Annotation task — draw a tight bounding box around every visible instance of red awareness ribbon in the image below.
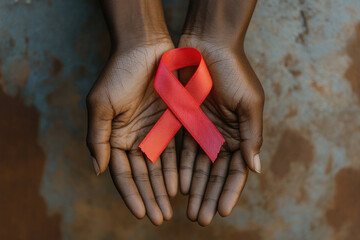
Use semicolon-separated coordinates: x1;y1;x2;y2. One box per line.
139;47;225;163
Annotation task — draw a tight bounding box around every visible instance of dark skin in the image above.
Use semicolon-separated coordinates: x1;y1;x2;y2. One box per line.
179;0;264;226
86;0;177;225
86;0;264;226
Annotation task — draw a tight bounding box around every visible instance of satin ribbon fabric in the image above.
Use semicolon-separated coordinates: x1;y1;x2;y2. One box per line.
139;47;225;163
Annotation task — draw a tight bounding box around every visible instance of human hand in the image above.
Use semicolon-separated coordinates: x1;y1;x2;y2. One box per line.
86;39;178;226
177;0;263;226
86;0;178;226
178;34;264;226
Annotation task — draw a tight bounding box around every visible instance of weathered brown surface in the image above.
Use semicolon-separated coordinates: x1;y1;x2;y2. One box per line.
270;129;314;179
326;168;360;240
0;89;61;240
345;22;360;102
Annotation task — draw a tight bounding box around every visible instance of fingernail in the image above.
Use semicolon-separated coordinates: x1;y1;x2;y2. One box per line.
253;154;261;174
92;157;100;176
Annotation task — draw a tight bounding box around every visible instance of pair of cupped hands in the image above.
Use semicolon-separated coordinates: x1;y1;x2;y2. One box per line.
86;30;264;226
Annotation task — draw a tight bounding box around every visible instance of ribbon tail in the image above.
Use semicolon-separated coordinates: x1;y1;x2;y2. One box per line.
139;109;181;163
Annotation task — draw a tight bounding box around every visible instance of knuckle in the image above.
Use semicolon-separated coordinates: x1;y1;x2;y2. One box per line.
163;145;176;154
163;166;177;173
149;168;162;178
208;174;226;184
180;157;194;169
193;168;209;179
203;196;218;203
122;190;139;200
181;148;196;159
221;188;239;199
133;172;149;183
154;194;168;202
86;134;105;150
189;193;203;200
143;195;156;203
228;167;248;176
113;170;133;180
180;164;193;171
129;149;143;157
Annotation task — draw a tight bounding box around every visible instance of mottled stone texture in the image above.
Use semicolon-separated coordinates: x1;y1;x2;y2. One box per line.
0;0;359;239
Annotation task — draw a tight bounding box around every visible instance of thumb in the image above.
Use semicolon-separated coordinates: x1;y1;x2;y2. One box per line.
86;92;113;175
238;97;264;173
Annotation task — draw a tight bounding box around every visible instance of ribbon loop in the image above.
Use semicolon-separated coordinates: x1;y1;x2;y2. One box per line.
139;47;225;163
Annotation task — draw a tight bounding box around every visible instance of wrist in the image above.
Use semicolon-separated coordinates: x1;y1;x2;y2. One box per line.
113;32;172;53
178;34;249;67
182;0;257;48
100;0;171;52
179;33;244;52
179;34;245;55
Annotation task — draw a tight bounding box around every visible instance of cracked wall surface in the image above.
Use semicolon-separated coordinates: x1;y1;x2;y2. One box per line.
0;0;359;239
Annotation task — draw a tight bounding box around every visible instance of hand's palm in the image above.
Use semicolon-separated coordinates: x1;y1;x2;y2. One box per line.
203;49;262;152
87;42;178;225
178;37;264;226
103;47;168;150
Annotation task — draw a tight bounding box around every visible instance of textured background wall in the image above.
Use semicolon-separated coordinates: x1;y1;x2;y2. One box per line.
0;0;359;239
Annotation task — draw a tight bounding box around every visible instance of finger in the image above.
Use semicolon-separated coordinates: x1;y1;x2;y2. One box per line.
146;157;173;221
187;151;211;221
161;138;178;198
218;150;248;217
128;149;163;226
197;151;230;226
238;97;264;173
86;93;113;175
180;131;198;195
109;148;145;219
